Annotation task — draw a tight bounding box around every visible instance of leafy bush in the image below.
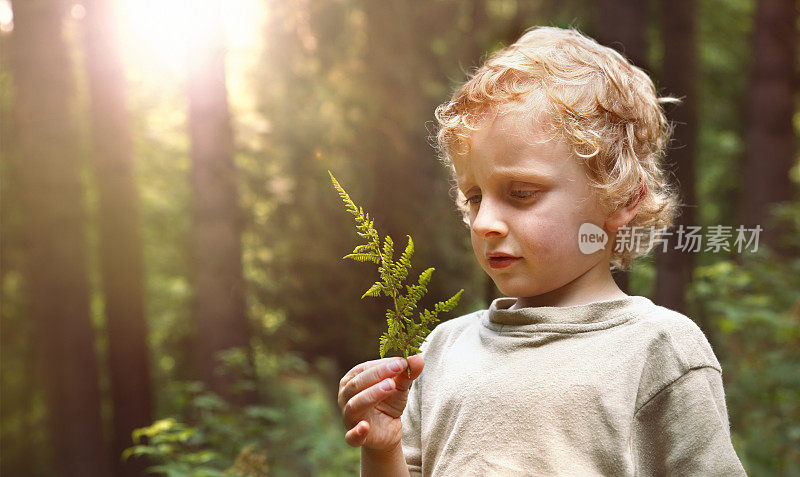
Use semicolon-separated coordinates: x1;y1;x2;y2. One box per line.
124;349;359;476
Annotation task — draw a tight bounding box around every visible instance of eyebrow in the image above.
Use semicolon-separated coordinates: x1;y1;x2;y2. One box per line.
459;167;554;191
491;167;554;182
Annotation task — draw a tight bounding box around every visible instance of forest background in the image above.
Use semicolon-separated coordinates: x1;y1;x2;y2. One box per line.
1;0;798;475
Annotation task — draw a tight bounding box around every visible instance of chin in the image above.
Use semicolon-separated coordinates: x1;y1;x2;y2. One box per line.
492;268;575;297
491;277;549;299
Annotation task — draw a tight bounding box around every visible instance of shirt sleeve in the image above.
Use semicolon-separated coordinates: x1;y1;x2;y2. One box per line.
401;374;423;476
632;366;747;476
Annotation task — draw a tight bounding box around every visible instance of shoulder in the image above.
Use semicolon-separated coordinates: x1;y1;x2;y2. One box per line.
629;299;721;372
625;298;723;410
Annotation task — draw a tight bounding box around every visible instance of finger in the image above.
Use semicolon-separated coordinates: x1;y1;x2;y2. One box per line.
342;376;397;429
340;358;382;390
338;358;384;410
339;357;407;411
345;420;369;447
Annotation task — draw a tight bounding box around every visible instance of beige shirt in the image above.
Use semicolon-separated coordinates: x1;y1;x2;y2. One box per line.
401;295;746;476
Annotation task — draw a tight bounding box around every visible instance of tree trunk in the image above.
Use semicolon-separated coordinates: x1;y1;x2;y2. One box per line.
594;0;649;294
9;0;110;475
655;0;697;315
465;0;488;68
741;0;797;253
186;3;252;404
594;0;649;70
362;0;426;233
81;0;153;473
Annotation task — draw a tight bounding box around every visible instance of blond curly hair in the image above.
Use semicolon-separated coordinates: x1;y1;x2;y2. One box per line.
435;26;680;270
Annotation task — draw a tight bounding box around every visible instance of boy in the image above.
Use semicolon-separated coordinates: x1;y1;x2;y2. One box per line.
337;26;746;476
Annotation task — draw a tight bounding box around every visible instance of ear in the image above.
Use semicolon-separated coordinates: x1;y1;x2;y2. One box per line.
604;198;641;235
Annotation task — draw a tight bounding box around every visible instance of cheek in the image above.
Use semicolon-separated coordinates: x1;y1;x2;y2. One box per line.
518;216;582;258
518;215;569;246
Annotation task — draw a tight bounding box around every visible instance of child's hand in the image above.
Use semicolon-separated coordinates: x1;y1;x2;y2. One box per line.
338;354;424;452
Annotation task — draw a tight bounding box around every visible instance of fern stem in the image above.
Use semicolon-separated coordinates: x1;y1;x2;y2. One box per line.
390;289;414;378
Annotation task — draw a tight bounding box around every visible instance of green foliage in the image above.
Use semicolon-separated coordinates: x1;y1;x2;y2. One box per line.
123;418;228;476
123;349;360;476
329;171;463;376
691;203;800;475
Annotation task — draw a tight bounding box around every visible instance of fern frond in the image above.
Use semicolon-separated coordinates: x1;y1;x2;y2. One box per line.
342;253;380;263
361;281;384;299
417;267;434;287
434;289;464;313
379;333;390;359
330;170;463;376
385;309;406;335
391;235;413;285
351;244;374;254
394;267;434;320
329;172;361;219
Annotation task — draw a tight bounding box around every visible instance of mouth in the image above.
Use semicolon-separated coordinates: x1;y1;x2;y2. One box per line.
487;255;521;269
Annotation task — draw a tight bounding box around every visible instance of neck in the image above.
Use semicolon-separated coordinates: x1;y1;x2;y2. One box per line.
509;259;626;309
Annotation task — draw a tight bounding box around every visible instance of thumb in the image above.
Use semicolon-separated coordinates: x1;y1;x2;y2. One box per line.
394;354;424;392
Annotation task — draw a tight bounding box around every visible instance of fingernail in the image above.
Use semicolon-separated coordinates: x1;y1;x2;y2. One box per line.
380;379;393;391
389;359;403;373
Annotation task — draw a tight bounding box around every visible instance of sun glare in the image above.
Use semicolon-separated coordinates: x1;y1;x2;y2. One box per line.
0;0;13;33
0;0;265;84
117;0;265;79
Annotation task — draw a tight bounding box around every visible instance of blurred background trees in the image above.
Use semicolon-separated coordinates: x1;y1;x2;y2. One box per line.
0;0;797;475
82;0;153;473
6;1;111;474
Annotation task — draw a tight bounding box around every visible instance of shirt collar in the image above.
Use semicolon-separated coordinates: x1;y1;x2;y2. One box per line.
486;295;653;327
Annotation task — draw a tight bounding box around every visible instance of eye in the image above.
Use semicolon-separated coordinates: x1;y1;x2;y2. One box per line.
462;194;481;206
511;190;539;200
462;190;538;207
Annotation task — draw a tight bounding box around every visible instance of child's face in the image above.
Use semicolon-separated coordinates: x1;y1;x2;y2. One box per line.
452;109;617;307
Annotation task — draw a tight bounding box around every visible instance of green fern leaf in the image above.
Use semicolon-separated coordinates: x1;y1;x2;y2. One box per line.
379;333;390;359
418;267;434;287
435;289;464;313
343;253;380;263
351;244;374;254
391;235;413;284
361;281;383;299
330;170;463;376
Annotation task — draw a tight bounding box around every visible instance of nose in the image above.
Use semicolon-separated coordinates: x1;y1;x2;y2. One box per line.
470;196;508;237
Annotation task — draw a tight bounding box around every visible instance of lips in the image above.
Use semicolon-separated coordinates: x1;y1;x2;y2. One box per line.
487;252;521;269
487;252;519;259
